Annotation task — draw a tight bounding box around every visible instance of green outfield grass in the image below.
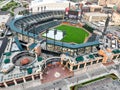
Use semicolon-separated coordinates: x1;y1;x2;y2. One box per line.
55;25;89;44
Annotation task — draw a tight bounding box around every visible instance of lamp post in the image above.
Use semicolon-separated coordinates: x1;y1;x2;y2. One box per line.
46;29;49;50
54;30;57;50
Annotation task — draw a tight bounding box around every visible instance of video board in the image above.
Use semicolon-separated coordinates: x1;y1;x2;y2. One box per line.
68;10;78;19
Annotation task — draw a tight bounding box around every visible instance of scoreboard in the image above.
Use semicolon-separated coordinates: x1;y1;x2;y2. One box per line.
68;10;78;19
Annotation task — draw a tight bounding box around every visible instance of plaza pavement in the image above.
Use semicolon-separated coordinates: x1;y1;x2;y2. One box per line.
2;62;118;90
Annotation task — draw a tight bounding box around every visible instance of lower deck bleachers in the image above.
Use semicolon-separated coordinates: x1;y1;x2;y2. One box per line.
29;20;62;34
87;33;97;42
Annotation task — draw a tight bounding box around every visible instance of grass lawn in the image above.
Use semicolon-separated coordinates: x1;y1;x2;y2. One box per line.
1;1;18;11
55;25;89;44
70;73;118;90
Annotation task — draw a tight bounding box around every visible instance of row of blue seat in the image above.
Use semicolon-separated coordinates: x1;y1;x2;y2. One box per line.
14;11;64;31
29;20;61;34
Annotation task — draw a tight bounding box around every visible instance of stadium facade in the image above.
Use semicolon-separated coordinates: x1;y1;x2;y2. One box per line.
1;1;120;88
10;10;100;56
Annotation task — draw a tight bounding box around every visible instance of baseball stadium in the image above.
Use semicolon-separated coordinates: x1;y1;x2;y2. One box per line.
10;10;99;56
1;0;120;88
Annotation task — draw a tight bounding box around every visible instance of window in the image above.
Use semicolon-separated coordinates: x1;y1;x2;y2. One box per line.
63;61;67;65
79;64;84;68
86;62;91;66
112;55;117;60
92;60;97;64
73;65;78;70
118;55;120;58
68;63;70;69
98;59;102;63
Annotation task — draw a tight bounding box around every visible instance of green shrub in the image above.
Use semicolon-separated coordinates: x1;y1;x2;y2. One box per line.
1;1;18;11
10;11;14;16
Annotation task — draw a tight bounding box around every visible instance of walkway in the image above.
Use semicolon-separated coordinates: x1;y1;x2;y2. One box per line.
1;62;120;90
42;65;73;83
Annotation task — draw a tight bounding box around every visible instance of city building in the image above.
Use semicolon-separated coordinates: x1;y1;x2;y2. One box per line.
0;45;120;87
83;12;107;22
89;5;102;12
0;11;10;31
29;0;75;13
98;0;119;6
112;12;120;25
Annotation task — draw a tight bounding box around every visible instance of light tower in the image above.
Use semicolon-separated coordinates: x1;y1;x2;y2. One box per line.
33;25;36;43
46;29;49;50
80;3;83;21
54;30;57;50
21;23;24;41
103;15;110;34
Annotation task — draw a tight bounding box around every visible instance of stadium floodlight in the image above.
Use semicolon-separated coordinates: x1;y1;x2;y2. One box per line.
103;15;110;35
62;31;66;52
31;8;33;14
27;24;30;43
33;25;36;43
54;30;57;50
110;11;113;21
69;1;71;10
80;9;83;21
41;7;43;12
46;29;49;50
38;7;39;12
21;23;24;41
44;6;46;12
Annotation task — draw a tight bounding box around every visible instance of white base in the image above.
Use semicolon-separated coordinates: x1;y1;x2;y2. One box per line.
43;29;64;40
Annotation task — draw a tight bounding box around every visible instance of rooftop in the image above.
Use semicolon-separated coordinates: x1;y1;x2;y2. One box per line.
0;12;10;25
75;53;103;63
88;5;102;8
0;37;8;58
0;51;44;82
84;12;107;16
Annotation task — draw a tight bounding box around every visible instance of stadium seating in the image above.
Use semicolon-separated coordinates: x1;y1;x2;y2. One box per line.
29;20;61;34
87;33;97;42
14;11;64;33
